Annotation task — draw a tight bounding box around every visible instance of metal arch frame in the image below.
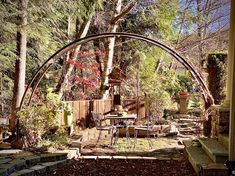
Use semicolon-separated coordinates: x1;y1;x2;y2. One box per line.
19;32;214;111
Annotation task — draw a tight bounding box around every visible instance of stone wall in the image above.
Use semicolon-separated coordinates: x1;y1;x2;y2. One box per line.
211;105;230;138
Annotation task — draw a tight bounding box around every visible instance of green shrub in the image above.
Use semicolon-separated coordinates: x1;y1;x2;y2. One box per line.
18;88;70;149
188;93;203;109
18;105;58;147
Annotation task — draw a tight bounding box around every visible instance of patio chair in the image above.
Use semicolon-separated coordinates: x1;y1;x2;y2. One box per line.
91;111;115;146
133;116;159;149
113;121;131;146
105;114;136;147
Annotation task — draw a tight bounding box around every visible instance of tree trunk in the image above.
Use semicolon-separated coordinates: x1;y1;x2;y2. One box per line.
56;17;92;98
102;0;122;99
196;0;204;63
100;1;136;99
155;59;162;73
175;0;188;49
10;0;28;134
196;0;212;65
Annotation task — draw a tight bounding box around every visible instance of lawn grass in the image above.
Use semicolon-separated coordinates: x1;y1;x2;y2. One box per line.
81;128;183;158
102;137;179;154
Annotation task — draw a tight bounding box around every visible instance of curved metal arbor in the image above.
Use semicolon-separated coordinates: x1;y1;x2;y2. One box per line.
19;32;214;110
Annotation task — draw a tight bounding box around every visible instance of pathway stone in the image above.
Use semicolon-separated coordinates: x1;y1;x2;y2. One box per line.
0;152;69;176
0;163;15;174
0;158;12;165
13;169;35;176
9;159;26;170
29;165;47;175
23;156;40;167
0;149;22;155
41;162;58;172
55;149;79;159
0;168;8;176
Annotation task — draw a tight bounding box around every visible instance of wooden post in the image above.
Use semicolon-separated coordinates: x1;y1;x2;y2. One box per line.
136;57;140;119
0;73;4;143
229;0;235;161
224;0;235;107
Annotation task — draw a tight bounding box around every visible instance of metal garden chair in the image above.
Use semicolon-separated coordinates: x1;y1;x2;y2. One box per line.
91;111;115;146
113;121;131;146
133;115;159;149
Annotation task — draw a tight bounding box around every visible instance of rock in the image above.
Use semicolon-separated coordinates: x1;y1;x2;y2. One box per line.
9;159;26;170
29;165;47;174
41;161;58;172
23;156;40;166
0;163;15;174
14;169;35;176
0;158;12;165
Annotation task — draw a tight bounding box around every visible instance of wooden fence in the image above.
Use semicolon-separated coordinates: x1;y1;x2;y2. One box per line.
123;99;145;119
63;99;112;127
62;99;145;127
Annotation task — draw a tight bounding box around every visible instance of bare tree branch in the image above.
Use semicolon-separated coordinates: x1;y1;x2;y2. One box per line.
110;1;136;25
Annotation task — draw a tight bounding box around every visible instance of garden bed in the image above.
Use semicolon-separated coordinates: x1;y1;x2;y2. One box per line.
43;157;196;176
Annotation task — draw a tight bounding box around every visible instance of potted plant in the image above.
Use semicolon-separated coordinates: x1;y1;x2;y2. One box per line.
114;105;128;117
179;91;188;97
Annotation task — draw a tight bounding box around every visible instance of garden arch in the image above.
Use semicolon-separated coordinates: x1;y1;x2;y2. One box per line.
19;32;214;111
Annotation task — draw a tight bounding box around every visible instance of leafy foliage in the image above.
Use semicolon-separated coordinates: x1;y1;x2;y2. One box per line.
122;46;179;115
177;71;194;93
0;0;229;128
18;105;56;147
18;87;66;148
188;92;203;109
36;135;71;151
207;53;227;104
123;0;179;42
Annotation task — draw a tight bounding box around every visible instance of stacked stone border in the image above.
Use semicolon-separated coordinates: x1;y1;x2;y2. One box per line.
0;153;69;176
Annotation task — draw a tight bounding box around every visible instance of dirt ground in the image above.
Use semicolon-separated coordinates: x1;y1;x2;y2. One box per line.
43;158;197;176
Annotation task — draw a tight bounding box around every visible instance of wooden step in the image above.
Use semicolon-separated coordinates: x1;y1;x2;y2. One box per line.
201;163;228;176
173;114;191;119
179;126;202;130
179;128;202;135
177;123;195;128
218;134;229;150
178;118;203;123
198;138;228;163
183;140;213;174
182;140;192;148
